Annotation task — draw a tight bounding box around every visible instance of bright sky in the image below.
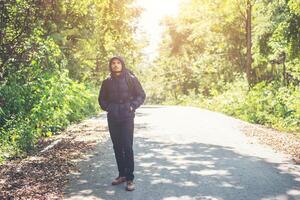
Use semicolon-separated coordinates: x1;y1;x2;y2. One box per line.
134;0;183;61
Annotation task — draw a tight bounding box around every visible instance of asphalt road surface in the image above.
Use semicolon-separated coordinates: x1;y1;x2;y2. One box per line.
64;105;300;200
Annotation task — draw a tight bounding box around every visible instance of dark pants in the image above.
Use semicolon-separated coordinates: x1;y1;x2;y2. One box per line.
107;117;135;181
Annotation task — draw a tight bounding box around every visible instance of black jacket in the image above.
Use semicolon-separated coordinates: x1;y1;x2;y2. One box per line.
98;56;146;121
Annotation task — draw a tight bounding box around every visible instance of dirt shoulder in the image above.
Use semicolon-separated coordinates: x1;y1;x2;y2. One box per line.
1;108;299;199
0;115;108;200
239;121;300;163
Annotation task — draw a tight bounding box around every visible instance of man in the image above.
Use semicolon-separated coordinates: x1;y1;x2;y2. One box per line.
98;56;146;191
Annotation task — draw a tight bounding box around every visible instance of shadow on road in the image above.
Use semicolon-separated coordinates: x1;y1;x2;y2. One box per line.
64;108;300;200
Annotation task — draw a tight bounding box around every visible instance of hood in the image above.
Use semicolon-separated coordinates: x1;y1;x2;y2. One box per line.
109;56;127;73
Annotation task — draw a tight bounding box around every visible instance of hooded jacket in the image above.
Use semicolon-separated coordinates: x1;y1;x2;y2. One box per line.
98;56;146;121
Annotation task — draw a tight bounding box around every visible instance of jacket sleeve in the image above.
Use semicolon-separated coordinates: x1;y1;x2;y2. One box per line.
98;79;110;111
130;76;146;111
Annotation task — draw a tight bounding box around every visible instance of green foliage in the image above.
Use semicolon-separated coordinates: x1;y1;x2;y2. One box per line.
0;44;99;160
147;0;246;101
144;0;300;134
251;0;300;84
240;82;299;131
37;0;143;82
155;77;300;133
0;0;141;161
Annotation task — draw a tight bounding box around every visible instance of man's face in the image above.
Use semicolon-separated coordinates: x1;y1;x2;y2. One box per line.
111;59;122;72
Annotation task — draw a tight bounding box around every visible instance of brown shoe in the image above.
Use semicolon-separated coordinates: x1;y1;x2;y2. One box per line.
111;176;126;185
125;180;135;191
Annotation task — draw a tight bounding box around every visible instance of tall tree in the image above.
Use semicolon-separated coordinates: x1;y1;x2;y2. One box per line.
245;0;253;86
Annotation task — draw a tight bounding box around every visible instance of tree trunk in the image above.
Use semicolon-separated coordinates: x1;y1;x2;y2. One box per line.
246;0;253;87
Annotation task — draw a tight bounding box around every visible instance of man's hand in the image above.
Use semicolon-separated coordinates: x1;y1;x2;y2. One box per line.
129;105;134;112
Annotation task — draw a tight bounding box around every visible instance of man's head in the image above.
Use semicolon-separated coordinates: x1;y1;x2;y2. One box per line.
109;56;126;75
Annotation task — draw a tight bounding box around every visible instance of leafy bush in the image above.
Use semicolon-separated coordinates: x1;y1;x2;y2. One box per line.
0;69;99;161
157;76;299;133
0;39;99;161
241;82;299;131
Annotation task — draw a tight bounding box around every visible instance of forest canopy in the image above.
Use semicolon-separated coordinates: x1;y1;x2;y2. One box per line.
144;0;300;132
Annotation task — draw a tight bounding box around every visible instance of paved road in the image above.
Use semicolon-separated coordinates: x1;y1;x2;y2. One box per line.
64;105;300;200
